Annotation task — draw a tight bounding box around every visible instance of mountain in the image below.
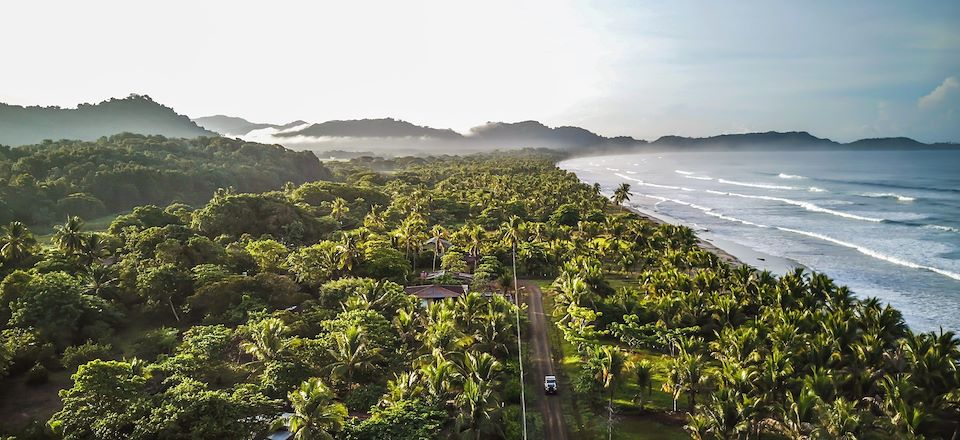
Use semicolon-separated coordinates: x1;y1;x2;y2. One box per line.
193;115;307;136
467;120;645;149
651;131;837;149
276;118;463;139
648;131;958;151
0;94;216;147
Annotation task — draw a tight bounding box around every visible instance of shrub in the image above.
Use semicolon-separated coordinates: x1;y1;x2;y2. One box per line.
26;363;49;385
132;327;179;360
61;341;113;371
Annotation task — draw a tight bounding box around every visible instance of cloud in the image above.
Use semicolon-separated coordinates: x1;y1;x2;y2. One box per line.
918;76;959;110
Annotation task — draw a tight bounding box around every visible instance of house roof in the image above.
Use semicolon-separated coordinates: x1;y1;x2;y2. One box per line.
421;270;474;281
404;284;468;299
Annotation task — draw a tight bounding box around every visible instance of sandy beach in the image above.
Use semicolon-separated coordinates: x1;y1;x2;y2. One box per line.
624;203;802;274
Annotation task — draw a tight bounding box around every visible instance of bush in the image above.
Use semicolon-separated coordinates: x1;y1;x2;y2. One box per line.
26;363;49;385
343;383;386;413
1;328;56;374
61;341;114;371
132;327;179;361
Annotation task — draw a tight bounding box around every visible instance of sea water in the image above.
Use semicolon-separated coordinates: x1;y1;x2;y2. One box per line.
560;149;960;332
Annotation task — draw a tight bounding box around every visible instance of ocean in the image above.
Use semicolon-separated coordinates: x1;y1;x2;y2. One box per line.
559;149;960;333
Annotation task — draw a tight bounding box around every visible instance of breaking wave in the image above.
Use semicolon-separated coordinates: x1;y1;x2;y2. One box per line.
859;192;916;202
706;190;884;222
616;173;694;191
778;173;806;179
675;170;695;175
776;227;960;282
718;179;796;190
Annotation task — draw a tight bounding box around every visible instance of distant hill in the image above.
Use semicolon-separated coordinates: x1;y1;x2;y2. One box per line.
649;131;957;151
193;115;307;136
277;118;464;139
467;120;645;149
0;94;216;147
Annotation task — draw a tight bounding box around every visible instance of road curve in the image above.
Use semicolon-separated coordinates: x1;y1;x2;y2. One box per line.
522;281;568;440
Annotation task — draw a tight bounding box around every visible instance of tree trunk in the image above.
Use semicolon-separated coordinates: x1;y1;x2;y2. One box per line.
168;297;181;322
608;390;614;440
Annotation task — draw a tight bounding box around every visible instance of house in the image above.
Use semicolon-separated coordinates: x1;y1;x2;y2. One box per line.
405;284;469;306
419;270;474;283
263;413;293;440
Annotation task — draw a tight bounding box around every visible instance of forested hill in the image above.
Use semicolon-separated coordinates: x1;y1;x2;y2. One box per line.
0;95;215;147
0;133;331;226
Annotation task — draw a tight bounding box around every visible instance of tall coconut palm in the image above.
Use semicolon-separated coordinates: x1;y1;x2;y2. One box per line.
325;325;382;387
612;183;631;211
589;344;629;440
241;317;288;363
429;224;449;271
634;360;654;410
284;378;348;440
0;221;37;266
78;233;109;267
53;216;85;255
336;233;359;274
455;378;502;440
500;215;527;439
466;224;484;272
329;197;350;225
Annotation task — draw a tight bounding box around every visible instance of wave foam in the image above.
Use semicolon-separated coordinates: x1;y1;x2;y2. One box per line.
706;190;884;222
776;227;960;282
616;173;693;191
631;192;769;227
685;175;713;181
718;179;796;190
675;170;695;175
925;224;960;233
808;187;827;192
778;173;805;179
860;192;916;202
632;190;960;282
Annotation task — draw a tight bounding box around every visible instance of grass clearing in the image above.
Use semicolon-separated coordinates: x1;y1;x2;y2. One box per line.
540;281;688;440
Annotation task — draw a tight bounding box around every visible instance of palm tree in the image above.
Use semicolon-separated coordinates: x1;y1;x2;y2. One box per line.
634;360;654;411
466;224;484;272
284;378;348;440
455;378;502;440
336;233;359;274
500;215;527;440
429;224;449;271
363;205;386;232
241;317;288;363
588;345;628;440
612;183;631;211
53;216;85;255
329;197;350;225
78;233;109;267
394;213;426;269
325;325;382;387
0;221;37;266
380;370;424;407
81;264;118;298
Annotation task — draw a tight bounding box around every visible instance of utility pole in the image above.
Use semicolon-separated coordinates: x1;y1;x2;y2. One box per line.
513;244;527;440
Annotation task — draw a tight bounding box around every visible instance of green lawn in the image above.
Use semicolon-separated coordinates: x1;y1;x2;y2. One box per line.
34;213;121;245
538;283;688;440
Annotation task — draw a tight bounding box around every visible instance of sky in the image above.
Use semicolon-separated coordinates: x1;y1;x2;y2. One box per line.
1;0;958;142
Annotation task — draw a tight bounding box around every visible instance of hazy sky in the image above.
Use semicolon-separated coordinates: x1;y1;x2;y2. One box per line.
2;0;958;142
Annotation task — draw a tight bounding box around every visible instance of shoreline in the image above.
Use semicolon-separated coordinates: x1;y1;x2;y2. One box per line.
621;202;802;274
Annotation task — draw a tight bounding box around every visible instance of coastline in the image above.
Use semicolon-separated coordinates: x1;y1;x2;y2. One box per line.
621;202;802;274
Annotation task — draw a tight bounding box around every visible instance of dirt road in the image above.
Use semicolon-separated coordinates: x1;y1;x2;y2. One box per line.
522;281;568;440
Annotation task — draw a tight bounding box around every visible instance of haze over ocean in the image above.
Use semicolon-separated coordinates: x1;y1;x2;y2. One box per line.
561;148;960;332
